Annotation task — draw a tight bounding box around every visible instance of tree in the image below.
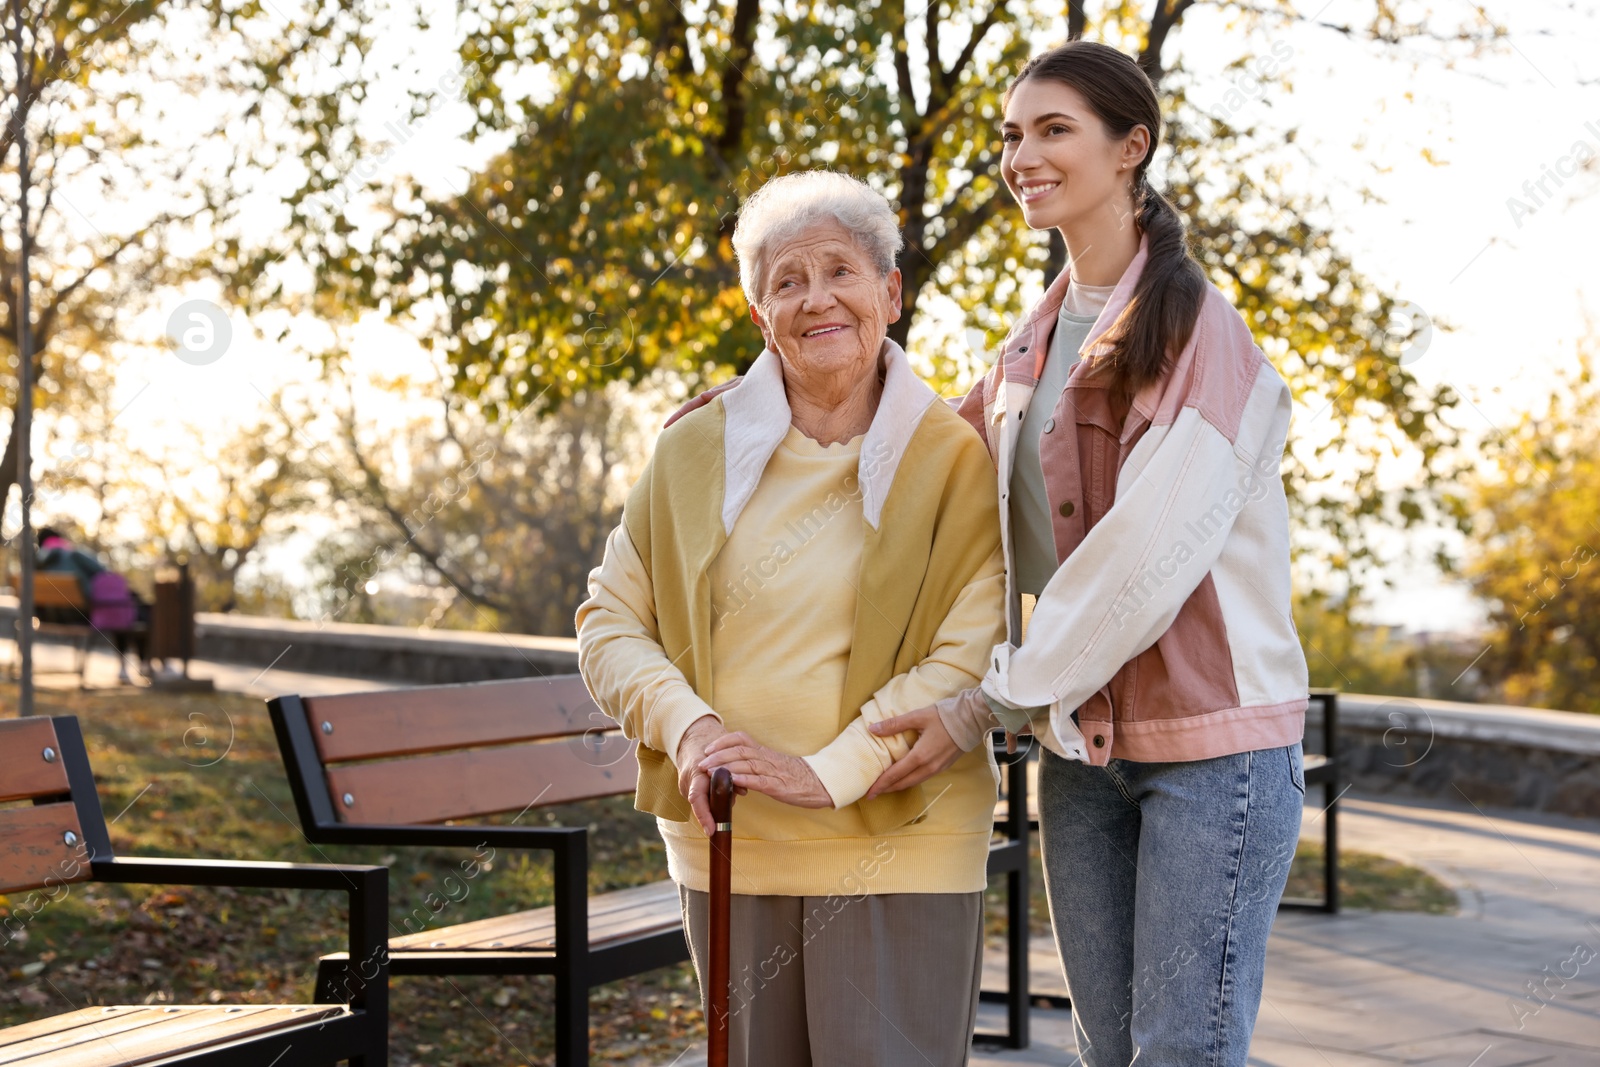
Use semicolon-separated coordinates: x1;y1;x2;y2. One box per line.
1463;334;1600;714
1;0;380;519
29;390;323;613
1292;589;1490;701
124;404;323;613
230;0;1527;597
305;374;665;637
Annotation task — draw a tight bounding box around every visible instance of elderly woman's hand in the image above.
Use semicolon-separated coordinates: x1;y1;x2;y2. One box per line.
699;732;834;809
676;715;732;836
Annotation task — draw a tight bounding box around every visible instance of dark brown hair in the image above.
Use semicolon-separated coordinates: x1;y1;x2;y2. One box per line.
1006;41;1206;393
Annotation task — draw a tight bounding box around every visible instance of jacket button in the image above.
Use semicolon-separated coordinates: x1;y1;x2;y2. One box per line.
1043;418;1056;433
1058;500;1075;518
1092;735;1105;748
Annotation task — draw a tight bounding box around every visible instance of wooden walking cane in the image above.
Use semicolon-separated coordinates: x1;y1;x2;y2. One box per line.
708;767;736;1067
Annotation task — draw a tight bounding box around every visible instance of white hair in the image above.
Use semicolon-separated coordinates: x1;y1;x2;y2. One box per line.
731;170;904;307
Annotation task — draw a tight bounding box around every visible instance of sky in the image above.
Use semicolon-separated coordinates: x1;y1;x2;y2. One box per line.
30;0;1600;633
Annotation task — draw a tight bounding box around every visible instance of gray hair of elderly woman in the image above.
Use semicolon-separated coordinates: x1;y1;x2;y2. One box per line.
731;170;905;308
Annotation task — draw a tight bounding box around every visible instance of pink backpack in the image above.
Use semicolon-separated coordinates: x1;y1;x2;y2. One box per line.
89;572;138;630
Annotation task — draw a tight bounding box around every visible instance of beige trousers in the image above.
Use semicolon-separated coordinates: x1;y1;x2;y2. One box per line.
679;886;983;1067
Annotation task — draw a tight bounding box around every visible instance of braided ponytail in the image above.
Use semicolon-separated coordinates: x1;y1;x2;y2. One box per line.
1007;42;1206;394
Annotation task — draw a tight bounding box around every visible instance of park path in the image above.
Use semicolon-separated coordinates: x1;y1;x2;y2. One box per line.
15;641;405;698
970;795;1600;1067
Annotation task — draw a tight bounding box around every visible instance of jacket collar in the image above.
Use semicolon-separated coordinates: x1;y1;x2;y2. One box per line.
719;338;939;533
1000;232;1151;384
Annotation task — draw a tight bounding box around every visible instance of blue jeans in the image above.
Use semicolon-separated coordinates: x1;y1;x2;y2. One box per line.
1037;742;1305;1067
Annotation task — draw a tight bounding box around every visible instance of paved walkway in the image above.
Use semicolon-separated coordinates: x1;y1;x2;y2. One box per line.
968;796;1600;1067
15;641;403;698
22;642;1600;1065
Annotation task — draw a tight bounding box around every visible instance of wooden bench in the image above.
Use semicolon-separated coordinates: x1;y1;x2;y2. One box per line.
6;572;164;688
12;573;98;686
0;714;388;1066
269;674;1040;1064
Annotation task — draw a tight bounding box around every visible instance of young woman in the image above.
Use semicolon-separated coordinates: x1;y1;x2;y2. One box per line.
864;40;1311;1066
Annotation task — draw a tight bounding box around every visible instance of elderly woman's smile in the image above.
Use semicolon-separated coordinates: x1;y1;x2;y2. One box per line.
751;220;903;443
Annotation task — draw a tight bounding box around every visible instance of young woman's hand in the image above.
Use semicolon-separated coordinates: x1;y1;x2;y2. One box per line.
863;705;963;799
699;732;832;809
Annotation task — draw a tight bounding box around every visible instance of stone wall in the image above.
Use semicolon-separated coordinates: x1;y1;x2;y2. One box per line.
191;612;580;685
0;598;578;685
1311;694;1600;818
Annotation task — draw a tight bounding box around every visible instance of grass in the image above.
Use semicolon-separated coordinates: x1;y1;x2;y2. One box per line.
3;683;1455;1064
1289;841;1458;914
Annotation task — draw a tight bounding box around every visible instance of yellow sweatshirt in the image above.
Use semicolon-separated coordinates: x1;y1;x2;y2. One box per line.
577;343;1005;895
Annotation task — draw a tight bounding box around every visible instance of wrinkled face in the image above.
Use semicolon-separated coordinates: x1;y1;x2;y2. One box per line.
750;220;902;395
1000;78;1148;232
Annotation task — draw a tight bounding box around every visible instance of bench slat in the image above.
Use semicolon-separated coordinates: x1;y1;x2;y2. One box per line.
0;719;70;804
0;1007;215;1062
0;1007;158;1052
448;883;683;951
304;675;607;763
325;734;639;825
389;880;681;952
0;1005;345;1066
0;802;90;896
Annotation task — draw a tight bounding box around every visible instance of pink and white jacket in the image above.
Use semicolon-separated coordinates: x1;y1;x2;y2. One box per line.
956;234;1309;766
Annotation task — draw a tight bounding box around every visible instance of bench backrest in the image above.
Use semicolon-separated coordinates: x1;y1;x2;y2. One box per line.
31;573;86;610
0;716;111;894
270;675;638;830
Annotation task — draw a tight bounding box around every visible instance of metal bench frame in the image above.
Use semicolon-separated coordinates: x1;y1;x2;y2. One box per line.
979;739;1034;1048
1281;689;1342;913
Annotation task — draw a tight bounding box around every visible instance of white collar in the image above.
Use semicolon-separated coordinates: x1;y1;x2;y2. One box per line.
718;339;939;533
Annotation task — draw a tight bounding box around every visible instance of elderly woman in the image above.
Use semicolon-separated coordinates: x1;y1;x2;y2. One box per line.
575;170;1004;1067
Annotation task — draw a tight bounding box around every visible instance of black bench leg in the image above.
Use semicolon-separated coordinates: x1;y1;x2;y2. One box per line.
1006;858;1029;1048
554;971;589;1067
1323;776;1340;914
349;1036;390;1067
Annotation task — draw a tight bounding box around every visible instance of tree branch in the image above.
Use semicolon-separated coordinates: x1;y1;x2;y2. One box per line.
895;0;917;121
338;403;513;616
1140;0;1198;85
924;0;943;107
942;2;1004;98
926;185;1005;270
714;0;760;158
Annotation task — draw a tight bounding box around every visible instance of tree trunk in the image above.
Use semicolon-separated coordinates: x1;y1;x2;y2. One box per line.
888;235;931;353
0;397;21;532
